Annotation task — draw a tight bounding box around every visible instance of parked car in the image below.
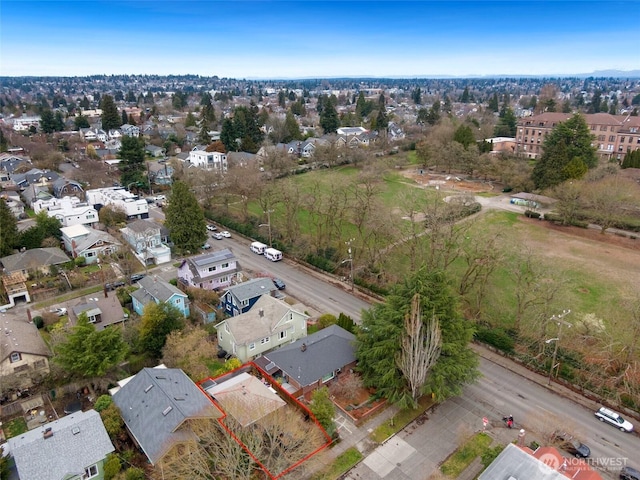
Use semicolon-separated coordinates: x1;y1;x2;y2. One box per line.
595;407;634;432
105;280;125;291
206;224;217;231
551;431;590;458
272;278;286;290
130;273;146;283
201;243;211;250
221;231;231;238
212;232;224;240
621;466;640;480
49;307;67;317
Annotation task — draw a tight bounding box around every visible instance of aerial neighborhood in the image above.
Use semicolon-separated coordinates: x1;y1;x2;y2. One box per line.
0;69;640;480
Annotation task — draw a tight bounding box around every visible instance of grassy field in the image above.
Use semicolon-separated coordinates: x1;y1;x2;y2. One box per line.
440;432;493;478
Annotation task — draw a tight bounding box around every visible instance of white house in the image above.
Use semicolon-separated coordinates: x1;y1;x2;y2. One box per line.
120;124;140;137
33;196;99;228
188;147;228;172
12;116;41;132
120;219;171;265
178;248;239;291
85;187;149;220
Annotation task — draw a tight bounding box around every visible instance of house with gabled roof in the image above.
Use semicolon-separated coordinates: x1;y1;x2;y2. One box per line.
178;248;239;292
61;224;121;264
112;367;221;465
70;292;127;330
216;295;308;363
131;275;189;317
1;247;70;276
7;409;115;480
220;277;278;317
52;178;85;200
120;218;171;265
254;325;356;399
0;309;50;390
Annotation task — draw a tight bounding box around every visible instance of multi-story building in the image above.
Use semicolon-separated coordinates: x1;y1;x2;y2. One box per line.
178;248;239;291
516;112;640;161
33;196;99;228
187;147;228;171
85;186;149;220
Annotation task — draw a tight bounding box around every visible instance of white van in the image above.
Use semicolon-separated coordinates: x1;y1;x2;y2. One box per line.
264;247;283;262
250;241;268;255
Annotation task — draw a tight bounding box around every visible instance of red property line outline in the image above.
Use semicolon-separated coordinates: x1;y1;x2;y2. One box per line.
197;362;332;480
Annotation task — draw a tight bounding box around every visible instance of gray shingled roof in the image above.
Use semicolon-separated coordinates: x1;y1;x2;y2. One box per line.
261;325;355;387
184;249;237;283
478;444;569;480
224;295;307;345
131;275;186;305
0;313;50;363
8;409;114;480
1;247;70;273
112;368;220;464
225;277;277;302
74;229;121;252
122;218;161;234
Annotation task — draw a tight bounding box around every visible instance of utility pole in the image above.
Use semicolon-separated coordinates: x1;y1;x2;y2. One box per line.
346;238;355;292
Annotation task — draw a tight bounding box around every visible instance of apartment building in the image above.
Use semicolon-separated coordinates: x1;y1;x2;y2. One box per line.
85;186;149;220
516;112;640;161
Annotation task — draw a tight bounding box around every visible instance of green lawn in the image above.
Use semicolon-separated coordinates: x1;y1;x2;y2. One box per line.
370;395;434;443
440;432;493;478
3;417;27;439
311;447;363;480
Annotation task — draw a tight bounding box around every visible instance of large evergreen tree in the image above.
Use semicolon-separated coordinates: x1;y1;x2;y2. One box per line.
320;100;340;134
100;94;121;131
118;135;147;188
621;150;640;169
283;110;302;143
164;180;207;254
54;314;127;377
19;211;62;249
138;302;185;357
493;107;517;137
356;268;478;408
532;114;597;190
0;198;19;256
453;124;475;149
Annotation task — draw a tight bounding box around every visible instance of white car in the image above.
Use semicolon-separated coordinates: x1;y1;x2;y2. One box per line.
49;307;67;317
206;224;217;231
221;231;231;238
212;232;224;240
594;407;634;432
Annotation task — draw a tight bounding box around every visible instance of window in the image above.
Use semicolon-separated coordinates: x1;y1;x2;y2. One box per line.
34;359;46;369
241;299;249;307
598;135;605;141
261;337;270;344
14;365;29;373
609;136;616;142
221;262;229;268
224;324;229;333
10;352;21;363
208;266;216;272
83;464;98;479
620;136;626;142
279;330;287;340
249;343;256;350
591;125;596;130
600;125;607;131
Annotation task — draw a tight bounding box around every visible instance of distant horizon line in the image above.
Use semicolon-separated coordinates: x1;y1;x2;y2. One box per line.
2;69;640;81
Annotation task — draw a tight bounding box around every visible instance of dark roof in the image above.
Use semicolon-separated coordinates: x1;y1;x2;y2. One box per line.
183;249;237;283
131;275;186;305
112;368;220;464
260;325;355;386
224;277;277;302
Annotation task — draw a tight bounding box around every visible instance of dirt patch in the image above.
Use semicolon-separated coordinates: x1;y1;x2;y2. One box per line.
328;371;386;423
401;169;494;193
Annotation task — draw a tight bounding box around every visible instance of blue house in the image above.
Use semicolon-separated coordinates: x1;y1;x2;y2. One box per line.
220;277;278;317
131;275;190;317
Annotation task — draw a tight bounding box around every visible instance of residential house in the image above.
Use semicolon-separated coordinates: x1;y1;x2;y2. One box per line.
7;409;115;480
479;443;602;480
112;367;220;465
0;154;31;174
188;146;228;171
120;123;140;137
1;248;70;276
388;122;405;141
227;151;258;168
60;224;121;264
70;292;127;330
216;295;308;363
0;191;25;218
254;324;356;399
285;139;316;158
120;219;171;265
131;275;190;317
52;178;85;200
11;168;59;191
11;116;41;132
220;277;278;317
145;145;165;158
21;185;54;208
34;196;99;228
79;127;97;142
108;129;122;140
147;162;174;185
0;309;50;391
85;187;149;220
178;248;239;291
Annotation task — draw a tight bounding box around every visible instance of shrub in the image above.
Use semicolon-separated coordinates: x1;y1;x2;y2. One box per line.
475;327;515;353
103;454;121;480
316;313;337;329
524;210;540;219
33;316;44;329
125;468;145;480
94;394;112;412
74;256;87;267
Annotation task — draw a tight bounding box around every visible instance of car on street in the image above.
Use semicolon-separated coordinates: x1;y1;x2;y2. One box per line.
221;231;231;238
212;232;224;240
272;278;286;290
595;406;634;432
130;273;146;283
620;466;640;480
105;280;125;291
49;307;67;317
201;243;211;250
206;224;217;231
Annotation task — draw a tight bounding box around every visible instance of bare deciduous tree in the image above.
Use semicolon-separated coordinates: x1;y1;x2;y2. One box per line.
396;294;442;404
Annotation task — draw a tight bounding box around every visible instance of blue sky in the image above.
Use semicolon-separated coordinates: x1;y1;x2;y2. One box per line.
1;1;638;78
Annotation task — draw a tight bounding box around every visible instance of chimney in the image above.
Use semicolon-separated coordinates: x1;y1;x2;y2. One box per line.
301;343;307;352
258;308;264;318
43;427;53;439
